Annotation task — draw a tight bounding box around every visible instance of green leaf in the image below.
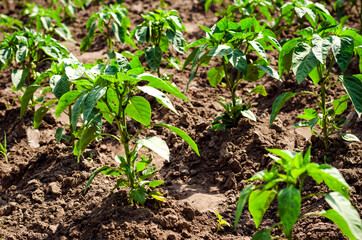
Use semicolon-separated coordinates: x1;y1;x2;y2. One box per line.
136;136;170;161
319;209;356;240
249;85;267;96
140;73;188;101
0;48;12;68
145;45;162;71
40;16;51;30
342;75;362;117
125;96;151;126
15;43;28;62
130;188;147;204
267;149;296;162
41;46;63;60
208;66;224;87
138;86;177;114
241;109;256;122
228;49;247;75
208;45;233;57
65;66;85;80
257;65;279;80
135;26;148;43
332;36;354;73
311;35;332;64
324;192;362;240
292;42;319;84
278;186;301;235
333;94;349;115
55;127;64;142
279;38;299;77
183;47;200;69
250;41;267;61
112;22;126;43
249;190;276;228
20;84;40;118
50;75;70;100
309;165;350;200
83;85;107;123
340;133;360;142
55;91;82;118
33;107;49;129
308;66;320;85
85;165;111;192
216;18;228;31
167;57;181;70
252;229;272;240
234;185;255;230
166;29;185;54
72;93;88;129
148;180;164;188
11;68;28;90
159;33;169;53
270;92;297;125
80;22;96;52
154;123;199;156
74;125;100;162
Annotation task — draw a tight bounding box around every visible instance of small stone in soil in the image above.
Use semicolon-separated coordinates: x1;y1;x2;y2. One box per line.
48;182;62;195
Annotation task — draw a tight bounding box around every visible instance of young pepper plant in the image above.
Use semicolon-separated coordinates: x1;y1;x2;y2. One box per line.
218;0;276;23
334;0;362;33
47;54;91;146
80;4;132;52
184;17;280;130
0;14;23;32
65;52;200;204
23;3;74;42
48;0;84;21
132;9;187;78
272;0;332;36
270;21;362;149
0;28;69;119
235;147;362;240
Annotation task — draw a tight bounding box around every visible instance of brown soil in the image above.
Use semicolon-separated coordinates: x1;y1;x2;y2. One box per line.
0;0;361;240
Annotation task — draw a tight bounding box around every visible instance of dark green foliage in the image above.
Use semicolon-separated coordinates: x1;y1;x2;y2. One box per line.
271;20;362;148
132;9;186;77
235;147;362;240
80;4;132;52
184;17;279;130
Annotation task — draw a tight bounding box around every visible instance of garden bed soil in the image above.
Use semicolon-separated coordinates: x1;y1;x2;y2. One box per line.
0;0;361;239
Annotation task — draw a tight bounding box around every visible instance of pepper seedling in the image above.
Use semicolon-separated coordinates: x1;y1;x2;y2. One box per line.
235;147;362;240
23;3;74;42
0;28;69;121
81;4;132;52
184;17;280;130
132;9;187;78
60;52;199;204
270;20;362;149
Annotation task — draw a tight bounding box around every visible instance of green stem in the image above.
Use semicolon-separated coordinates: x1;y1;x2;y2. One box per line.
317;64;328;149
68;105;74;146
299;174;306;192
222;58;235;107
115;83;135;188
106;22;113;52
301;192;325;201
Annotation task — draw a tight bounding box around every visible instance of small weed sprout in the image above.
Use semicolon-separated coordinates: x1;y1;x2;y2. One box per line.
0;132;9;163
215;211;230;232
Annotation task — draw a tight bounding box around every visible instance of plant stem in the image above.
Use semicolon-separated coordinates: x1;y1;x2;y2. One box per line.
68;105;74;146
222;58;235;107
317;64;328;149
115;83;134;188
